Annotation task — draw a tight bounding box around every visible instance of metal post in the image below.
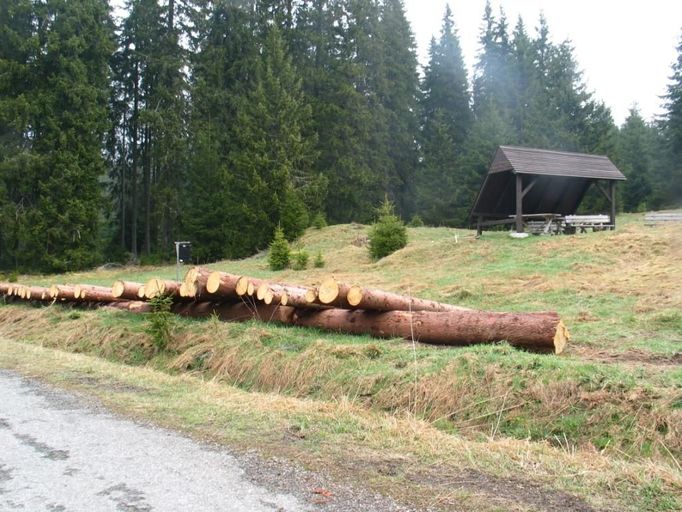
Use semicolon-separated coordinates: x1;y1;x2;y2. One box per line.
174;241;180;282
609;181;616;230
515;174;524;233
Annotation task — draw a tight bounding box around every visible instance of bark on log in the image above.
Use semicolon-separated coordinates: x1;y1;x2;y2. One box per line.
75;285;117;302
0;282;11;295
164;302;568;353
111;280;144;301
345;285;470;312
205;271;242;299
104;300;152;313
49;285;78;301
316;278;356;308
292;309;568;354
26;286;50;301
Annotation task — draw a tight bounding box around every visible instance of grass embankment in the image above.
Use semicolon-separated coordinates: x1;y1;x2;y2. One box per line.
1;213;681;510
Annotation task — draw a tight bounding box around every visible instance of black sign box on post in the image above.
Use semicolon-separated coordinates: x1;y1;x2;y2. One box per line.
178;242;191;263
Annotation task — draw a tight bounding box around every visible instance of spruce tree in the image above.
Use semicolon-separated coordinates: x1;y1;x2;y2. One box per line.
660;31;682;206
417;5;474;226
376;0;420;216
617;108;654;212
0;0;114;272
229;25;316;250
0;0;38;270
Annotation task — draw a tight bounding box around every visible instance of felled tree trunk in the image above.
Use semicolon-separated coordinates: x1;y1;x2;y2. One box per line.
167;302;568;353
346;285;470;312
112;281;144;301
74;285;118;302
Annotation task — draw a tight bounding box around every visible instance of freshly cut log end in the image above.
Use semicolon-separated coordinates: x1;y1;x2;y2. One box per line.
183;267;200;286
280;292;288;307
145;278;162;299
73;285;82;300
263;288;275;305
346;286;363;307
137;286;146;299
179;282;188;298
49;285;59;299
553;321;570;355
247;282;255;296
256;283;269;301
318;278;339;304
235;276;249;296
111;280;143;301
305;289;317;303
205;272;220;294
111;280;125;298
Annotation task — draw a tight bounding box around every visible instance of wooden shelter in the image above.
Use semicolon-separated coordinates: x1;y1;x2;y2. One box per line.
471;146;626;234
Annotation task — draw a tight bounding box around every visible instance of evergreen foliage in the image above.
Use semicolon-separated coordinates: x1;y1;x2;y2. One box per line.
369;199;407;260
1;0;680;272
268;226;290;271
291;250;309;271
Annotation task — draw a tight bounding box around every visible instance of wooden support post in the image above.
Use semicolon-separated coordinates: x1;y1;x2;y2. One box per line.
515;173;524;233
477;215;483;236
609;181;616;230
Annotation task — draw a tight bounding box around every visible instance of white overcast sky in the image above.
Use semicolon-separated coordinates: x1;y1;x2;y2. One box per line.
404;0;682;125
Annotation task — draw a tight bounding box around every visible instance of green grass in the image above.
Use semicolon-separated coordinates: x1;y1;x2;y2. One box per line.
2;212;681;510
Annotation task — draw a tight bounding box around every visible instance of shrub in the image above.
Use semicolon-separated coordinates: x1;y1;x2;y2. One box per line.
313;250;325;268
311;212;327;229
369;198;407;260
291;250;309;271
408;214;424;227
7;271;18;283
146;295;175;352
268;226;290;270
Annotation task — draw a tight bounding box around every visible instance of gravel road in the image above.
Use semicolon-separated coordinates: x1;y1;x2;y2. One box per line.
0;370;412;512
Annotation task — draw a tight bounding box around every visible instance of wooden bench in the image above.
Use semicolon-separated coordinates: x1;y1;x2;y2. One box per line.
564;215;612;233
644;212;682;226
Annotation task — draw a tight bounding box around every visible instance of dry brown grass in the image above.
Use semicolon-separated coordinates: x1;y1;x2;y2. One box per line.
1;337;679;512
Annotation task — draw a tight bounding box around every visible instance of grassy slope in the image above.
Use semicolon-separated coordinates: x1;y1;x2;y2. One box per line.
1;212;681;511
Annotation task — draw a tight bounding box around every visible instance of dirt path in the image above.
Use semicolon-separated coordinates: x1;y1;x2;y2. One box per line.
0;370;411;512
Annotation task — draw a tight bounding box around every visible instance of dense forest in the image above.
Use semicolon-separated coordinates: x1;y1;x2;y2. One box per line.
1;0;681;272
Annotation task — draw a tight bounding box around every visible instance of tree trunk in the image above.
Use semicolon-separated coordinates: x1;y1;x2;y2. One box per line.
346;285;470;312
111;280;144;300
144;278;181;299
49;285;78;301
74;285;118;302
318;278;468;312
166;303;568;354
204;271;242;299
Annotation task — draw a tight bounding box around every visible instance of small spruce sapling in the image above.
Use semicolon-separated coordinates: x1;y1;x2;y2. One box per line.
369;198;407;260
292;250;309;270
268;226;291;270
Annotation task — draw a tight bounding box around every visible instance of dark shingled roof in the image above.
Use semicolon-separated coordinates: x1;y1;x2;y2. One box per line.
491;146;626;180
471;146;625;220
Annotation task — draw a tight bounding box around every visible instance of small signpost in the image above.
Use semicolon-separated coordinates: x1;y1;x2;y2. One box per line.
174;241;191;281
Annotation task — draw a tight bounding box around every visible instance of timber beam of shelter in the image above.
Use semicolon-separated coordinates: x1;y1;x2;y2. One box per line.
470;146;626;235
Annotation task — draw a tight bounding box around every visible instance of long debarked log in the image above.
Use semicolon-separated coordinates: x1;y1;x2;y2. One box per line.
166;303;568;353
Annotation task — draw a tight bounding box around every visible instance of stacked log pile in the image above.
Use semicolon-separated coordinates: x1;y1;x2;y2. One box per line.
0;268;569;354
